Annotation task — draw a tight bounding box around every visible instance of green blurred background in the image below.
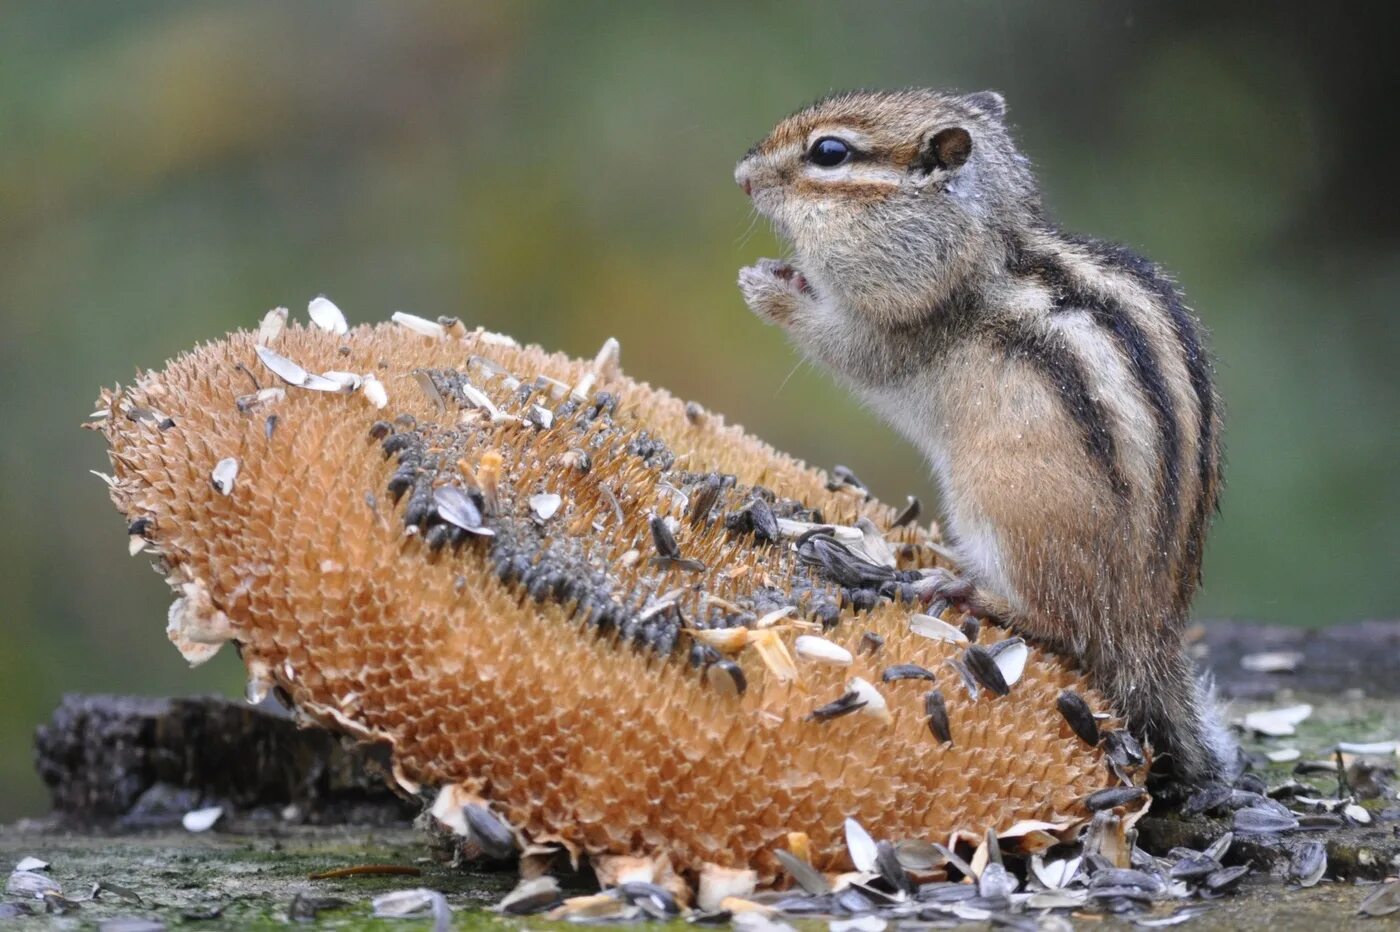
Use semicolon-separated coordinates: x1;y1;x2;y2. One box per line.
2;2;1396;820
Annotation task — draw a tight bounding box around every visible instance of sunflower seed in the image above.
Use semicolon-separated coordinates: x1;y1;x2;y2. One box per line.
464;804;516;859
1239;650;1301;673
858;632;884;655
435;486;489;534
808;690;866;722
1169;854;1220;881
392;311;446;339
254;344;310;386
882;663;936;683
650;515;680;559
909;614;968;644
1203;832;1234;863
977;862;1017;900
1083;787;1147;811
1102;730;1146;768
6;870;60;897
891;496;921;529
361;374;388;408
925;689;952;744
307;295;348;334
826;465;867;494
963;645;1009;696
794;635;852;666
1057;690;1100;746
14;858;47;873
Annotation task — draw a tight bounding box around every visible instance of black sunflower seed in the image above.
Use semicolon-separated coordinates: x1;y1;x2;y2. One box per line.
1057;690;1100;746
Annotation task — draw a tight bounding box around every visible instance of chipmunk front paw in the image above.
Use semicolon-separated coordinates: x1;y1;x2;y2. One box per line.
738;258;813;327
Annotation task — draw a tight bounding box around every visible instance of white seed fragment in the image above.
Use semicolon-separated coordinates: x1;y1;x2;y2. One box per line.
910;613;968;644
392;310;445;339
307;295;349;334
1243;703;1313;737
529;493;562;521
128;536;148;557
210;457;239;495
1266;747;1302;763
843;817;878;874
794;635;853;666
1030;853;1082;890
528;404;554;428
374;888;449;921
182;805;223;833
256;306;288;344
321;370;361;390
90;469;117;487
1344;803;1372;824
990;637;1028;687
1337;740;1399;755
776;518;863;543
854;517;897;568
254;344;310;386
6;870;60;897
477;327;519;348
14;857;48;872
754;606;795;629
847;676;891;723
361;373;388;408
830;918;887;932
1240;650;1302;673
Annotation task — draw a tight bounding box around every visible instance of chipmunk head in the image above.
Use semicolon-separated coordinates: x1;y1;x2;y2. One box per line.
736;89;1037;323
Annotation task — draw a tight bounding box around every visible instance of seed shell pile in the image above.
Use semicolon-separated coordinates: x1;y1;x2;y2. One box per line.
92;302;1147;890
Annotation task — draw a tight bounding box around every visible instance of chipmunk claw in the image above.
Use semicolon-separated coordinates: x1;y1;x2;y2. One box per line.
918;567;1007;622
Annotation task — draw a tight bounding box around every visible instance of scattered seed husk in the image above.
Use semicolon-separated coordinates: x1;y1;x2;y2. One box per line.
254;344;310;386
1288;841;1326;887
14;858;48;873
391;311;446;339
181;805;223;833
844;818;878;874
1357;881;1400;917
496;876;562;915
875;841;915;896
774;849;829;895
1239;650;1301;673
528;493;562;522
1232;806;1299;834
1243;704;1312;737
1265;747;1301;763
257;307;288;344
288;892;351;921
890;496;921;529
985;637;1028;687
1203;864;1249;893
307;295;349;335
210;458;239;495
6;870;60;897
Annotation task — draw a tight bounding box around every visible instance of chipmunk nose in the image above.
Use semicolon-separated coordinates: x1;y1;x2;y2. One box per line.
734;160;756;197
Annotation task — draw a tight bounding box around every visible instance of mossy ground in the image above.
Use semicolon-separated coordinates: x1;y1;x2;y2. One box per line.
3;690;1395;929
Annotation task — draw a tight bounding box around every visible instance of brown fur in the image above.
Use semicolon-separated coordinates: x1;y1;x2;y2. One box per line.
736;89;1230;785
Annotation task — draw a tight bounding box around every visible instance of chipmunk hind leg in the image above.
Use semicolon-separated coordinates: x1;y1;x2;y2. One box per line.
1099;641;1239;790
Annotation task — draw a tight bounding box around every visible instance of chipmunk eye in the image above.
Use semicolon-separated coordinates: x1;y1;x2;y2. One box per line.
808;137;851;168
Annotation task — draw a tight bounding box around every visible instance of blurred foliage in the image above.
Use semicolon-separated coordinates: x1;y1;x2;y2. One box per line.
1;2;1395;820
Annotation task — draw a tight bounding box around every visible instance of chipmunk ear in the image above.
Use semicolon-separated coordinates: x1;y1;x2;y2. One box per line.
964;90;1006;121
922;127;973;173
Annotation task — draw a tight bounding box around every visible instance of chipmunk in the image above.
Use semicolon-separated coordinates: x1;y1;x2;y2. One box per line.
735;89;1233;786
